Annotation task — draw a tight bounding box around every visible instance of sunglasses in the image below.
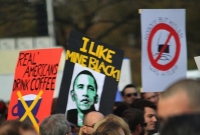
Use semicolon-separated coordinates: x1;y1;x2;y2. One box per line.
125;92;137;97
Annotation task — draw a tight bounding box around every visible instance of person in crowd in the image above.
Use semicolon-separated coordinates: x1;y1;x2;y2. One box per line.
94;114;130;135
160;114;200;135
141;92;158;105
0;120;37;135
0;100;7;125
40;114;71;135
94;121;125;135
113;102;123;111
131;99;157;135
158;79;200;120
70;122;80;135
113;103;130;117
80;111;104;135
122;108;145;135
68;70;99;126
93;129;120;135
113;84;138;117
121;84;138;104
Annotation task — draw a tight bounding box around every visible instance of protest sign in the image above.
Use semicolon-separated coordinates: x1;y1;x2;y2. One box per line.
56;31;124;126
194;56;200;71
141;9;187;92
7;48;63;132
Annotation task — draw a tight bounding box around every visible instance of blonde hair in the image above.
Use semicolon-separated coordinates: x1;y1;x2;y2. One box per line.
78;127;85;135
94;114;130;135
95;121;121;132
93;129;121;135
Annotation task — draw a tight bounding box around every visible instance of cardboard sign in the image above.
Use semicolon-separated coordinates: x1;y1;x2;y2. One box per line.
7;48;63;132
56;31;124;126
141;9;187;92
194;56;200;71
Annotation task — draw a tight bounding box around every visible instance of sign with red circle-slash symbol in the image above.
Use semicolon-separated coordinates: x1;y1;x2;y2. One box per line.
147;23;181;71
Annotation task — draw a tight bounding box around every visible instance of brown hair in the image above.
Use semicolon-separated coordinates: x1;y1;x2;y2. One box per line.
94;114;130;135
93;129;120;135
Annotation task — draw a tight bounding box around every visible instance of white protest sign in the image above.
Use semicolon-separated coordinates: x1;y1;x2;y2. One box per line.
194;56;200;71
141;9;187;92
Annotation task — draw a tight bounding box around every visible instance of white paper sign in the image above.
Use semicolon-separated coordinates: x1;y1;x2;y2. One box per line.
141;9;187;92
118;58;132;91
194;56;200;71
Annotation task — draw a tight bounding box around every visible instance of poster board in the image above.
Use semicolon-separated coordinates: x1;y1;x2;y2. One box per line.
141;9;187;92
56;31;124;126
7;48;63;132
194;56;200;71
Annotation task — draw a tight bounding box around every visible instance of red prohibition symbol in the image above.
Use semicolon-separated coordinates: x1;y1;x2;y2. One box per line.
147;23;181;71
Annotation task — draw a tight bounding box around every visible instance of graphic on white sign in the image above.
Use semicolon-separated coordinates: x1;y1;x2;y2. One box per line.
148;23;180;71
141;9;187;92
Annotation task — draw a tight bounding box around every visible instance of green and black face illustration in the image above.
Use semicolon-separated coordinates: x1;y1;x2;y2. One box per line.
71;70;98;111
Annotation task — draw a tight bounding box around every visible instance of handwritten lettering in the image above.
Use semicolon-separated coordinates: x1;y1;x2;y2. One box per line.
66;49;120;81
17;52;37;66
66;50;88;67
80;37;116;63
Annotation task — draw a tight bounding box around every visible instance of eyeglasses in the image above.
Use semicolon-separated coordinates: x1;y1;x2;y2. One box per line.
125;92;137;97
84;123;95;128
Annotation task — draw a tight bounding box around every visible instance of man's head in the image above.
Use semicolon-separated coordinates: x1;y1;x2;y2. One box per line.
158;79;200;120
122;108;145;135
0;100;7;125
131;99;157;134
121;84;138;104
160;114;200;135
40;114;71;135
141;92;158;105
71;70;98;111
0;120;37;135
82;111;104;135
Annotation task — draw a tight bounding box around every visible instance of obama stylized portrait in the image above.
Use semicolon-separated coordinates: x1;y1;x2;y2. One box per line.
66;64;105;126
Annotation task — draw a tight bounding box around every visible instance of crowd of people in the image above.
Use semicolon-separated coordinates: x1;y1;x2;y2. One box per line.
1;78;200;135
